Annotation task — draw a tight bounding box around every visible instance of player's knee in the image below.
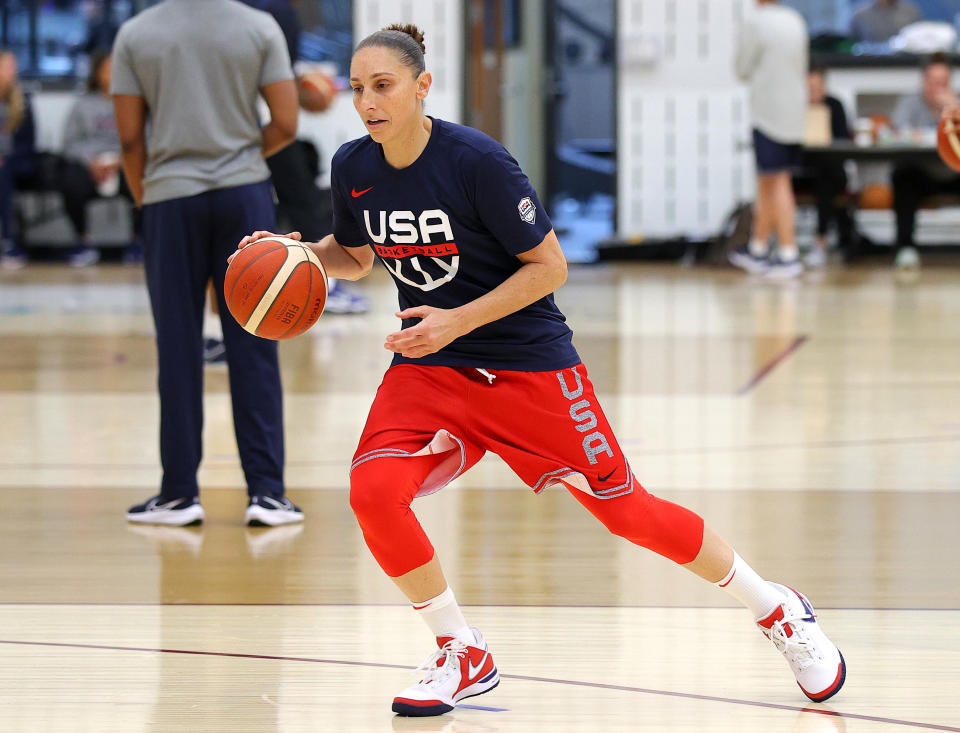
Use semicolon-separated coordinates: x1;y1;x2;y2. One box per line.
349;467;382;521
349;459;408;523
597;488;655;540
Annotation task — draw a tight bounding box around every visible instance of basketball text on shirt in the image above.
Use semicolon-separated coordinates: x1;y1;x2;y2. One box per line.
363;208;460;292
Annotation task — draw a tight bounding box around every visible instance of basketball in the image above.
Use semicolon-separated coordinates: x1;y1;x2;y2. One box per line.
859;183;894;210
224;237;327;340
298;71;337;113
937;116;960;172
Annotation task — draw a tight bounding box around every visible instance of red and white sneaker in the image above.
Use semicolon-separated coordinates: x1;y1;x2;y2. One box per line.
392;628;499;717
757;582;846;703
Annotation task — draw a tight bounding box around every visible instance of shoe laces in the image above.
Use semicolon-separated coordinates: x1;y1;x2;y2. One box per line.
768;613;817;671
412;638;468;684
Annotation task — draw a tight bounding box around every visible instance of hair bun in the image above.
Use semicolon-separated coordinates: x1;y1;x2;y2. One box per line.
383;23;426;55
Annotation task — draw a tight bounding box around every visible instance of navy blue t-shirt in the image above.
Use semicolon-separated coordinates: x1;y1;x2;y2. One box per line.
331;118;579;372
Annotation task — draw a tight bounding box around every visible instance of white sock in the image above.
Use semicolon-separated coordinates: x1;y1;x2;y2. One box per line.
412;587;473;644
716;552;786;620
748;238;769;257
779;244;799;262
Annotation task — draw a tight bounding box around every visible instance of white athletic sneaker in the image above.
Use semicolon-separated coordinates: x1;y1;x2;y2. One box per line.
729;245;770;274
393;628;499;717
895;246;920;270
245;495;304;527
756;583;846;703
764;252;804;280
126;495;204;526
804;247;828;269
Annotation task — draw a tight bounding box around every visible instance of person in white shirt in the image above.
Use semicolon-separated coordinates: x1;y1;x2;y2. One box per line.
730;0;809;279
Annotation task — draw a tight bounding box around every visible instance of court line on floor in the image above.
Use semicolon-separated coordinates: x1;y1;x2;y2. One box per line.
1;638;955;732
0;602;957;611
6;432;959;474
622;433;960;455
737;335;809;395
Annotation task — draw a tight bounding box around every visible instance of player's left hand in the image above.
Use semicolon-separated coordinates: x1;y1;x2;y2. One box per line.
385;306;465;358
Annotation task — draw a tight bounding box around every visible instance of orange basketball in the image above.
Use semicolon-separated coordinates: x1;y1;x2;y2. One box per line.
224;237;327;340
859;183;894;210
298;71;336;113
937;116;960;172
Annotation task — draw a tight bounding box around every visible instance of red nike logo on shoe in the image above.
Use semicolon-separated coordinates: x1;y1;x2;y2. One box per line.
351;186;374;197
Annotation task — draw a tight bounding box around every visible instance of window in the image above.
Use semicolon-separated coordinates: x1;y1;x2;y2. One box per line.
0;1;140;82
1;1;354;83
296;0;354;77
785;0;960;37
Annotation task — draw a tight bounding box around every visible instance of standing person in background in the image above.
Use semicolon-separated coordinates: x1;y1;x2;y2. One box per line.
0;50;36;270
850;0;922;44
242;0;370;314
795;64;854;268
59;49;141;267
890;53;959;271
730;0;808;279
113;0;304;527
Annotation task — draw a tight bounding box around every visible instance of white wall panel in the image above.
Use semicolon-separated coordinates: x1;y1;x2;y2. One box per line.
352;0;463;124
618;0;755;238
291;0;465;187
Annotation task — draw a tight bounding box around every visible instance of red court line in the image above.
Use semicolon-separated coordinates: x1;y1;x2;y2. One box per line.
1;638;957;732
737;335;809;395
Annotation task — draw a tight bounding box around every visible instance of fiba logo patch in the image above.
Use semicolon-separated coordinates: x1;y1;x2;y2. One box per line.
518;196;537;224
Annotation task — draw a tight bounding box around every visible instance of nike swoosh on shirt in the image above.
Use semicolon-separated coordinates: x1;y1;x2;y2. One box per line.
351;186;374;197
598;469;616;482
467;651;490;680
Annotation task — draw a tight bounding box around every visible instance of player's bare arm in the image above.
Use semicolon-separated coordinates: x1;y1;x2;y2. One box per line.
112;93;147;207
234;230;375;280
385;229;567;359
260;78;299;157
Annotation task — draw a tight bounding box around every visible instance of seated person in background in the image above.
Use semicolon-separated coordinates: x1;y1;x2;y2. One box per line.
795;64;854;267
891;52;959;269
850;0;922;44
0;49;36;270
60;49;140;267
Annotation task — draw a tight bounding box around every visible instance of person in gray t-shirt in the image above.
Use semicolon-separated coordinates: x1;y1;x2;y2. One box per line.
113;0;304;527
890;55;960;269
850;0;922;44
58;49;138;267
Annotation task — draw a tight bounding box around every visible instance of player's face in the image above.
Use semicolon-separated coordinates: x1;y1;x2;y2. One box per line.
350;46;430;144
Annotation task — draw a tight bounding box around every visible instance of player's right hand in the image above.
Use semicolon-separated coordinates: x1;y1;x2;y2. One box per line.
229;230;302;263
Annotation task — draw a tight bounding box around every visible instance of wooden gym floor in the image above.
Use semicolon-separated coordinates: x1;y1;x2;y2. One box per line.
1;261;958;732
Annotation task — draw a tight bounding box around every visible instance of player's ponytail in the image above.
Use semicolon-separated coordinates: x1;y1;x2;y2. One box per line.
355;24;426;77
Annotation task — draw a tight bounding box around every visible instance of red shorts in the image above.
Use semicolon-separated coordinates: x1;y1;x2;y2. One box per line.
351;363;634;500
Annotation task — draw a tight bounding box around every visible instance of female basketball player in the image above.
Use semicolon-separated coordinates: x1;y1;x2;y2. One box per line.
236;24;846;717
